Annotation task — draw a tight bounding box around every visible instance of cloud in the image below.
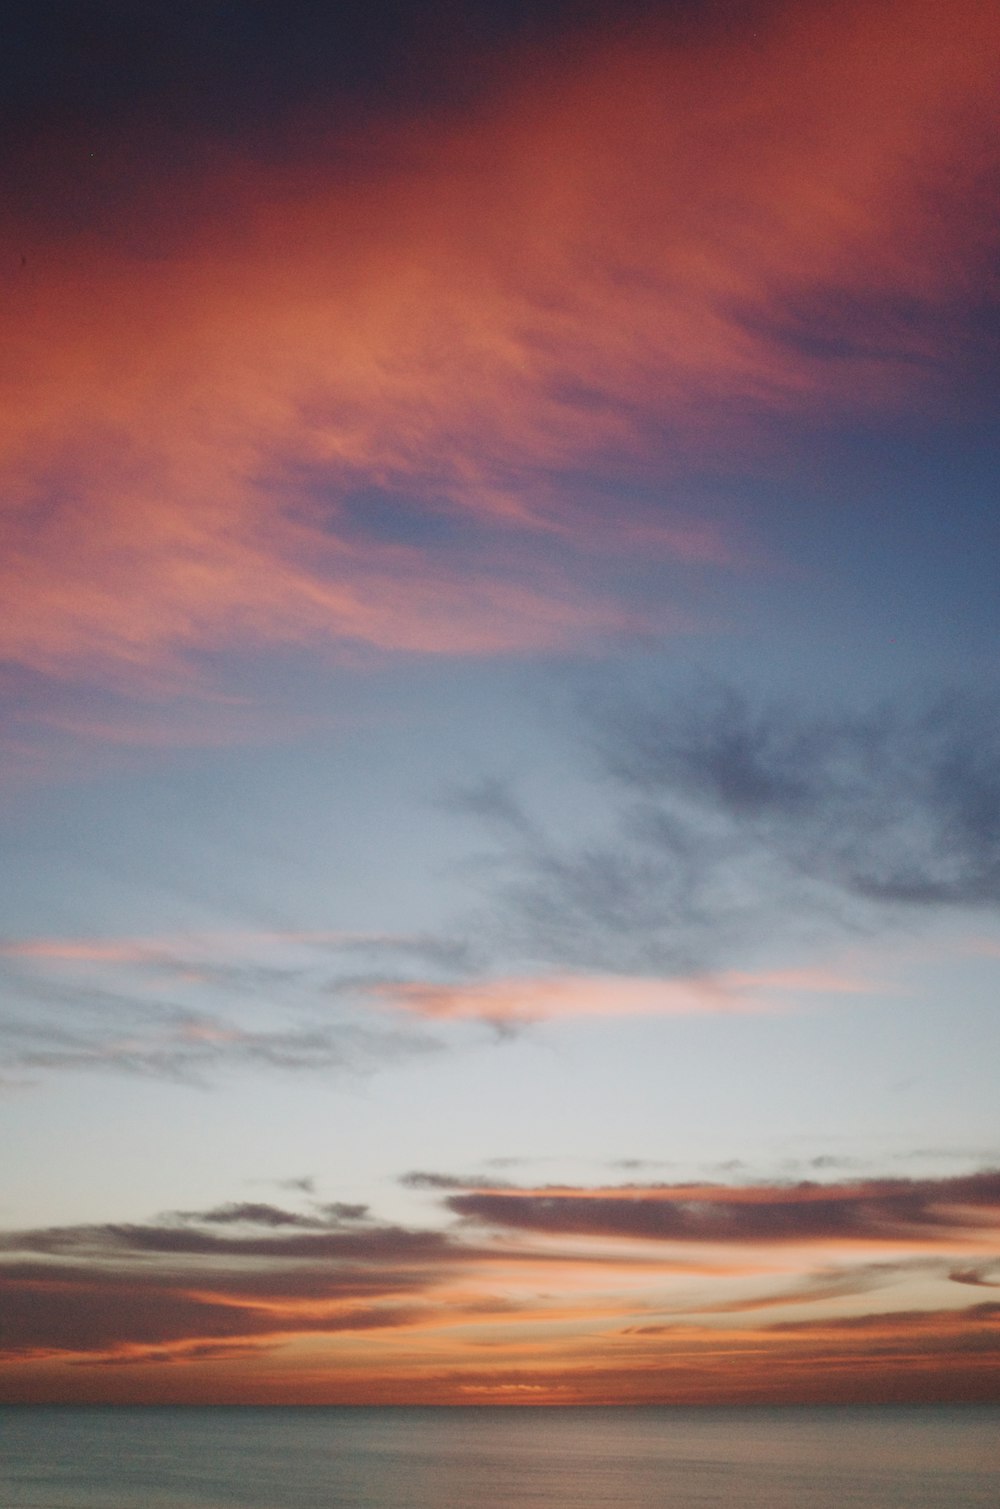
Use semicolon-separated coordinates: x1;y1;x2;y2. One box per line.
766;1302;1000;1335
647;1258;950;1317
449;686;1000;983
950;1263;1000;1289
2;0;998;699
377;966;877;1025
4;1171;1000;1400
0;1201;465;1359
0;929;453;1087
0;1219;452;1264
605;685;1000;910
442;1169;1000;1247
400;1171;490;1191
172;1202;368;1229
77;1340;278;1368
0;1001;437;1087
0;1277;426;1357
5;681;994;1067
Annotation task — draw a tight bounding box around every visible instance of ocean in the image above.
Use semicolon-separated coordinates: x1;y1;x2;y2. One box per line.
1;1405;997;1508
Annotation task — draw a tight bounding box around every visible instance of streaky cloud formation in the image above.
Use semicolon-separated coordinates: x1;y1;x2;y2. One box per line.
1;0;997;698
0;928;453;1086
442;1170;1000;1247
3;1170;999;1403
0;996;437;1086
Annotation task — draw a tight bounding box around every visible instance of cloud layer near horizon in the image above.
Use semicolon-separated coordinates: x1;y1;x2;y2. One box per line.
2;1169;999;1403
2;0;998;697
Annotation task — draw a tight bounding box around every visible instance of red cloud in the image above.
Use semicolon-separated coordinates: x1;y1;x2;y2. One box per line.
1;0;997;690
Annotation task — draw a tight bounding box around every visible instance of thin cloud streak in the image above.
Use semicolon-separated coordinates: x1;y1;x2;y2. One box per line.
442;1170;1000;1248
376;968;876;1023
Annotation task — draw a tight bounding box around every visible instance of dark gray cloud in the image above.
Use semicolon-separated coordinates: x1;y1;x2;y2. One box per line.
451;684;1000;978
0;1219;451;1263
0;1198;469;1358
172;1201;366;1229
399;1170;510;1191
446;775;719;976
949;1263;1000;1289
605;685;1000;909
0;1275;425;1356
443;1169;1000;1245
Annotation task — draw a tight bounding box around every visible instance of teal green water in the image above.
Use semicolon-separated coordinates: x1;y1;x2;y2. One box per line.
1;1405;997;1508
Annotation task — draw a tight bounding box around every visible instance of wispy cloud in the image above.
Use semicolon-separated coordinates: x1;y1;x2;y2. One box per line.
376;967;876;1025
0;928;458;1086
604;684;1000;910
445;685;1000;984
0;995;437;1088
2;0;997;704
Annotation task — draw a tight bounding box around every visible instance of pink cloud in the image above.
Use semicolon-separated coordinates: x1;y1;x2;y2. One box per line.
1;0;996;692
378;967;882;1023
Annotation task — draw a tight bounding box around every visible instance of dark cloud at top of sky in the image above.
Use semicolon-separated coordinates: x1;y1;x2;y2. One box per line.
1;0;724;152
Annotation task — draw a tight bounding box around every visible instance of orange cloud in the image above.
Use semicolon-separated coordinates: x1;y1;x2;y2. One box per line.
1;0;997;691
2;1173;999;1403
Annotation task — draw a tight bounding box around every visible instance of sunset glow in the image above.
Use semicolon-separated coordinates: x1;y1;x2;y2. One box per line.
1;0;998;1408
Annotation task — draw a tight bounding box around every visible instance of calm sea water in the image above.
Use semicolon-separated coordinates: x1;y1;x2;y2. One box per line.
1;1405;997;1509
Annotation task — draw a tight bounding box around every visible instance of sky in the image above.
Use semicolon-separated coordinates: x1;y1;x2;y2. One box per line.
1;0;999;1406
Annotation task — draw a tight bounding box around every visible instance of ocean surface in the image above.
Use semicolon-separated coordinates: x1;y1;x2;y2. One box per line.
1;1405;997;1509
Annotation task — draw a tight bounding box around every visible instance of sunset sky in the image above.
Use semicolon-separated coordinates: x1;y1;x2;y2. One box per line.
2;0;999;1405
